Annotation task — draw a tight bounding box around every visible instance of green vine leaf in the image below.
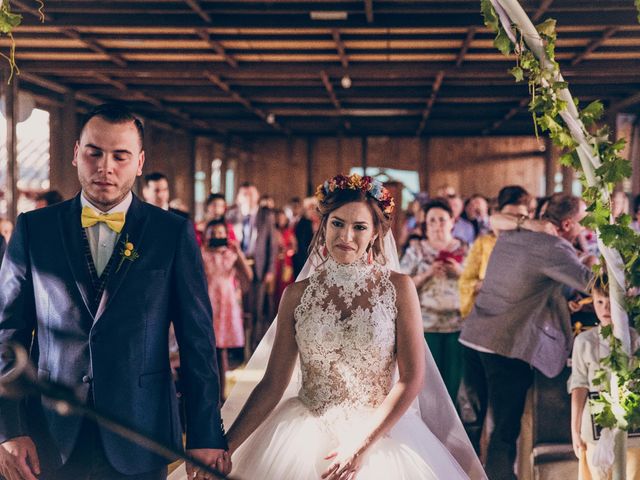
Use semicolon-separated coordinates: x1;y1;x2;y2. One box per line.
0;9;21;34
579;100;604;127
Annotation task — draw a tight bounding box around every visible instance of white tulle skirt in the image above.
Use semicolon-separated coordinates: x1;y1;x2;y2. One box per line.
169;397;469;480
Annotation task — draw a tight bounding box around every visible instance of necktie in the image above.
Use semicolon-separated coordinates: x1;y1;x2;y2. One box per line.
81;206;125;233
241;215;251;253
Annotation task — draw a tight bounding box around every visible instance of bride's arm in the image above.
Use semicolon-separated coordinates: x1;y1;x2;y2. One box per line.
323;273;425;479
225;282;302;454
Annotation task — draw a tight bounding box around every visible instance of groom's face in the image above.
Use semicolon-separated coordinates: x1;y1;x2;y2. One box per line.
73;116;145;211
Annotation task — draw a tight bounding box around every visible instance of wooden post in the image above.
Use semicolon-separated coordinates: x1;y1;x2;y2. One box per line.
49;91;79;200
3;72;18;222
306;137;314;196
544;137;557;195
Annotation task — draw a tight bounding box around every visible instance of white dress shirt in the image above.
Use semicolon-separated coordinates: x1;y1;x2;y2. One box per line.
81;192;133;277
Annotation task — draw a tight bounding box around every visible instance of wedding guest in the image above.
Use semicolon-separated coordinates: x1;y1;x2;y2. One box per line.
464;194;490;238
227;182;277;352
400;198;468;400
291;198;314;278
35;190;64;209
631;194;640;233
0;217;12;243
457;185;532;454
460;193;593;480
273;209;296;309
142;171;189;219
199;193;236;242
449;194;476;245
611;190;629;220
0;234;5;265
569;273;640;480
202;219;253;400
259;194;275;210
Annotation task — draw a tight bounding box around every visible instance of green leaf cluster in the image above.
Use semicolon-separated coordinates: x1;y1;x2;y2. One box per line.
483;2;640;433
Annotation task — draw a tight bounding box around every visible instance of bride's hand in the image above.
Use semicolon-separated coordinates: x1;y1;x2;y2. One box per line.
321;446;365;480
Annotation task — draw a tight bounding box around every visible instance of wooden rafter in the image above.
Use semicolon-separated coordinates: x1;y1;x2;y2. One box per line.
332;30;349;70
531;0;554;22
196;29;238;68
185;0;211;23
608;91;640;116
455;27;476;68
571;27;619;66
416;71;444;136
12;0;52;21
483;97;529;134
320;70;351;131
61;29;127;67
205;71;289;134
364;0;374;24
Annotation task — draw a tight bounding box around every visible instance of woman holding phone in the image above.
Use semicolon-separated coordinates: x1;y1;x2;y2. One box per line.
202;219;254;399
400;198;468;400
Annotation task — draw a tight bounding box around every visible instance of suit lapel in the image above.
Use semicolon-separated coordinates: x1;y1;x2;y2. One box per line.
94;195;149;322
59;194;94;318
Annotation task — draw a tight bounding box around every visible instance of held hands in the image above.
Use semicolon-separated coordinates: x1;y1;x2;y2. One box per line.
442;258;463;278
0;436;40;480
571;430;586;459
185;448;231;480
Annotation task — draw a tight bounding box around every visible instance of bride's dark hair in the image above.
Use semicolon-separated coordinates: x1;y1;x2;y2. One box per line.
309;187;392;265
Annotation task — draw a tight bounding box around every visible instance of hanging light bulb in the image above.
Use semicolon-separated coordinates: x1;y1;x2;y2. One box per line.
266;113;276;125
341;75;352;89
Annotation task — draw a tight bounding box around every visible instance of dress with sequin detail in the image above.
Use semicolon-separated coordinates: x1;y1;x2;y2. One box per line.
225;256;470;480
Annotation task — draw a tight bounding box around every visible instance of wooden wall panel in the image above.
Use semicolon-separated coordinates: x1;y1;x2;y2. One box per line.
239;135;545;209
141;125;195;211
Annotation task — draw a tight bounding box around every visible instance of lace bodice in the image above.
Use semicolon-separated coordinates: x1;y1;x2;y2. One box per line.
294;256;397;416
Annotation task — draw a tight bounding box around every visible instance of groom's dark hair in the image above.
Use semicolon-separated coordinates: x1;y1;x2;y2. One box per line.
79;103;145;149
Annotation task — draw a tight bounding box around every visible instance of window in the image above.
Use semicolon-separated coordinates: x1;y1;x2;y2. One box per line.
211;158;222;193
349;167;420;210
225;160;236;205
0;106;50;216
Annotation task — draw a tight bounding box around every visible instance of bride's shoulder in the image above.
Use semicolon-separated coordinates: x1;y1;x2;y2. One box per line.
281;277;311;302
387;270;412;290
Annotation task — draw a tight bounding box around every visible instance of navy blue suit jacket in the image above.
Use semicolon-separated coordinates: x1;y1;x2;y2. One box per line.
0;194;225;474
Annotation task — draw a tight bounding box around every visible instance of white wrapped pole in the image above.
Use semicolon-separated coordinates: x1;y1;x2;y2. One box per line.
490;0;630;353
490;1;632;477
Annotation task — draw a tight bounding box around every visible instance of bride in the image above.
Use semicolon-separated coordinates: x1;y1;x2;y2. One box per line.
172;174;485;480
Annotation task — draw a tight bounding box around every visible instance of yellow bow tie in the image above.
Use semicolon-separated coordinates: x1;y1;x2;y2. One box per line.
81;206;125;233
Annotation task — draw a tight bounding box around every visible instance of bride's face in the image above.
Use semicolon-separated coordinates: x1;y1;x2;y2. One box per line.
325;201;376;264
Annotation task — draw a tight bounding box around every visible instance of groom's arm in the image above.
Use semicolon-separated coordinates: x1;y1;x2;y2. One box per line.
0;214;37;442
171;219;227;449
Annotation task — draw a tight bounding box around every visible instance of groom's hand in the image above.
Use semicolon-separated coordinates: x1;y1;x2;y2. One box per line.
0;436;40;480
186;448;231;479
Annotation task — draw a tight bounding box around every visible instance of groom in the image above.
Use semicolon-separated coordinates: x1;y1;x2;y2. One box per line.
0;104;229;479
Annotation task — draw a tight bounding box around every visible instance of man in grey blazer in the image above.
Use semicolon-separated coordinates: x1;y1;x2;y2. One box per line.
459;194;593;480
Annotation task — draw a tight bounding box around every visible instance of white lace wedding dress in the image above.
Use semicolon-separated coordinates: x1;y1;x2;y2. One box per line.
170;255;482;480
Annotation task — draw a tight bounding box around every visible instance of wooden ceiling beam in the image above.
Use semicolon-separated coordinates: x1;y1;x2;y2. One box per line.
531;0;554;22
455;26;476;67
196;29;238;68
332;29;349;69
12;0;52;21
608;91;640;115
320;70;351;131
204;71;289;134
417;70;444;136
483;97;530;134
185;0;211;23
61;28;127;67
364;0;374;24
571;27;619;66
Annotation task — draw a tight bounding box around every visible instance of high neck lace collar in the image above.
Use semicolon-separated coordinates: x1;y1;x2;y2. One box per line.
322;254;372;296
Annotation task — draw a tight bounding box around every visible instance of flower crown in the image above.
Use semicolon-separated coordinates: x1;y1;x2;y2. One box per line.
315;173;395;216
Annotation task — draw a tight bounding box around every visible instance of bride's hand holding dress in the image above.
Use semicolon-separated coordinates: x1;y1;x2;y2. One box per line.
320;273;425;480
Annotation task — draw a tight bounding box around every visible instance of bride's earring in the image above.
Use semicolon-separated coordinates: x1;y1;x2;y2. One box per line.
368;244;374;264
322;245;328;257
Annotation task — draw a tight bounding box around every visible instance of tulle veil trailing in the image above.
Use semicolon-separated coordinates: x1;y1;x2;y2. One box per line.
220;232;487;480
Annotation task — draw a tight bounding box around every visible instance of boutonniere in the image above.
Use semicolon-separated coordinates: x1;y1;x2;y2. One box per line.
116;234;140;272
